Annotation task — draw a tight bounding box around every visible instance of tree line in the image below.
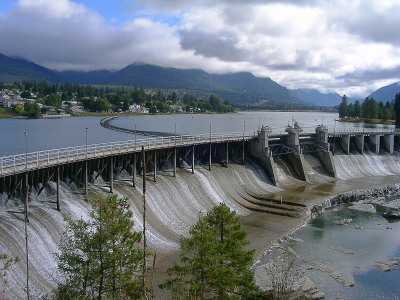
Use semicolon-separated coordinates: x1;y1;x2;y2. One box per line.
1;81;235;117
338;94;399;122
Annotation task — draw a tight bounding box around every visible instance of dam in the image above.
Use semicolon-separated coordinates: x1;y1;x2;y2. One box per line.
1;120;400;298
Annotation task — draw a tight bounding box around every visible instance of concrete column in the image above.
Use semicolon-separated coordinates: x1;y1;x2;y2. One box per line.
84;160;88;195
109;156;113;193
355;135;364;154
226;142;229;168
56;166;60;211
133;153;136;188
242;140;245;165
192;145;195;174
259;125;272;153
209;143;212;171
173;148;177;177
384;134;394;154
153;151;157;182
368;135;380;154
339;135;350;154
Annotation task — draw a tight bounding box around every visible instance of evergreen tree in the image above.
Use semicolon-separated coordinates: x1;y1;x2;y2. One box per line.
353;100;362;118
55;194;143;299
161;203;258;299
338;95;348;118
394;93;400;127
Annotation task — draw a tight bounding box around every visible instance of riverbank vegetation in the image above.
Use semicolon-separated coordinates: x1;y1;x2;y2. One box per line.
338;94;399;125
0;81;234;119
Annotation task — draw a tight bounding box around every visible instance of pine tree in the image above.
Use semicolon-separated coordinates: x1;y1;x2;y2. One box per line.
161;203;258;299
394;93;400;127
55;194;143;299
338;95;348;118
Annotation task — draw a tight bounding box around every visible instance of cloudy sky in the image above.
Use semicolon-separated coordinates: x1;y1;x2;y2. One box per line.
1;0;400;98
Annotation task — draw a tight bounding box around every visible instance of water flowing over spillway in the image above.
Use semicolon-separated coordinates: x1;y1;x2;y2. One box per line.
0;161;281;299
2;148;400;298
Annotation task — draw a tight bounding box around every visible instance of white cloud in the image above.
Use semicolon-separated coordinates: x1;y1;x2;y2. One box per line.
0;0;400;98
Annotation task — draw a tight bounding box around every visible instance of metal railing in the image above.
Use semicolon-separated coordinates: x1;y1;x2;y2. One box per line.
0;131;257;176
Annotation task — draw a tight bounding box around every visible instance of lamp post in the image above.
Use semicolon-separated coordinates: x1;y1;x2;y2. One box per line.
24;133;28;169
333;119;337;155
174;122;177;148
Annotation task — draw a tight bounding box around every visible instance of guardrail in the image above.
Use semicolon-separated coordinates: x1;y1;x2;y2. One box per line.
0;131;257;176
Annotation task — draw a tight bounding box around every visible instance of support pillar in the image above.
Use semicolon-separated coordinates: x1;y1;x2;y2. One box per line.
56;166;60;211
153;151;157;182
173;148;177;177
242;140;245;165
209;143;212;171
339;135;350;154
84;160;88;195
368;135;380;154
226;142;229;167
192;145;195;174
355;135;364;154
109;156;114;193
384;134;394;154
133;153;136;188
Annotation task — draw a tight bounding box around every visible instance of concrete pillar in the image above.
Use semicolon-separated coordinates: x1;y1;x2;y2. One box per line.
285;123;302;153
209;143;212;171
226;142;229;168
315;125;329;147
84;160;88;195
339;135;350;154
133;153;136;188
368;135;380;154
355;135;364;154
242;140;245;165
173;148;177;177
153;151;157;182
192;145;195;174
109;156;113;193
316;151;337;178
258;125;272;153
384;134;394;154
56;166;60;211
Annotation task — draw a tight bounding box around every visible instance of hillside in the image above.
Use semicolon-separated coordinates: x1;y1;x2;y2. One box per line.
0;54;60;83
0;53;303;106
368;81;400;102
291;88;343;106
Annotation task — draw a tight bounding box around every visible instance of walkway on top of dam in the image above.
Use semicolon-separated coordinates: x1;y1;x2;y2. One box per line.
0;126;398;177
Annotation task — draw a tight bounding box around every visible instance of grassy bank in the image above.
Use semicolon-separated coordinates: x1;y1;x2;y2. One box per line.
340;117;395;125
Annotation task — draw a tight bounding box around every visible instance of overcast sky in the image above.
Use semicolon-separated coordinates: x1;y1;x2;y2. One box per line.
1;0;400;98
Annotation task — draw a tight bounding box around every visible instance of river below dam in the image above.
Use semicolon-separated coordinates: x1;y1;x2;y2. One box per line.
1;112;400;299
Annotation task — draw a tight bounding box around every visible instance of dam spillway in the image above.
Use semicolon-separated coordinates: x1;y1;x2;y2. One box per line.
1;124;400;298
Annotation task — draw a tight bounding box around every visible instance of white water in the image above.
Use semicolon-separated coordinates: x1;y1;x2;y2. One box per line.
0;162;281;299
2;147;400;298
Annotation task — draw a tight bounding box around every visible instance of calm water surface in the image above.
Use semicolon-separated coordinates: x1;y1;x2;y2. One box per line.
0;111;393;156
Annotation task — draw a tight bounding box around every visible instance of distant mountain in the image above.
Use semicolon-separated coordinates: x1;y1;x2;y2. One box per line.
0;53;303;106
59;63;301;106
368;81;400;102
0;53;60;83
291;88;343;106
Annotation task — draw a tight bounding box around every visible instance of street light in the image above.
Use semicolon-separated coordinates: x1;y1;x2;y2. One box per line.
24;133;28;169
209;122;212;142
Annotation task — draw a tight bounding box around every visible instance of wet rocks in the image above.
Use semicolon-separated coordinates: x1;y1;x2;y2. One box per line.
348;202;376;213
305;261;355;287
333;218;353;225
375;259;399;272
295;277;325;299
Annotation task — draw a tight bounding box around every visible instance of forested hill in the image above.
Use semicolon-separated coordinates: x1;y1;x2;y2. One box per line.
59;64;301;107
0;53;60;83
0;54;302;107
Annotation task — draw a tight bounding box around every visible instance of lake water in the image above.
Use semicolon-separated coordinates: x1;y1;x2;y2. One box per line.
0;111;393;156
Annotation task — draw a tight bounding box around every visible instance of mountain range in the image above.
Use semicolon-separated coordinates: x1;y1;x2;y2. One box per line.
1;53;399;106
